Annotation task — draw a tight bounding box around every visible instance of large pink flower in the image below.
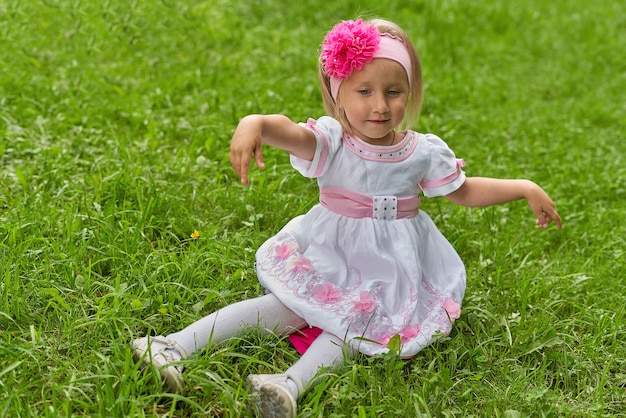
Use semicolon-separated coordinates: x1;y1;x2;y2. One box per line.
312;282;342;303
321;19;381;79
353;291;377;315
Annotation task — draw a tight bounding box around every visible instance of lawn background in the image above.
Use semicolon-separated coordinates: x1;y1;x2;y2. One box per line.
1;0;625;416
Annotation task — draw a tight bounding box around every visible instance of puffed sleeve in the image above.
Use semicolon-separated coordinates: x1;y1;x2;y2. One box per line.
418;134;466;197
290;116;343;178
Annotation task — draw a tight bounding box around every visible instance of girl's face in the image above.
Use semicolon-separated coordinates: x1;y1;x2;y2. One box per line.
339;58;409;145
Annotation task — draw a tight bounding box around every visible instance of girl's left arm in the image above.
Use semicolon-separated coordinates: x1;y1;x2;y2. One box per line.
445;177;562;229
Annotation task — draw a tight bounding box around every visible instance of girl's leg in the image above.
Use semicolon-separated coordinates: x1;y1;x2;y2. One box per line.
133;293;305;392
285;331;350;391
248;331;351;418
168;293;306;355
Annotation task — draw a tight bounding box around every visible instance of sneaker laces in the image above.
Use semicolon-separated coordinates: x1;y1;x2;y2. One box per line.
150;336;190;360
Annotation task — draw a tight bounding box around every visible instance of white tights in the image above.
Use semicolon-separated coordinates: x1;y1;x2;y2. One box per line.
166;294;349;393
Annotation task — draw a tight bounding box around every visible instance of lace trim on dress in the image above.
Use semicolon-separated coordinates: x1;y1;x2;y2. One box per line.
343;131;418;162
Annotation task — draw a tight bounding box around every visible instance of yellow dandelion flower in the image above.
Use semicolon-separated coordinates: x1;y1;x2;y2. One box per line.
190;229;200;239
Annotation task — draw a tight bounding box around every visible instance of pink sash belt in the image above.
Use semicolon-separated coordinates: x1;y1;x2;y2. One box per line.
320;187;420;220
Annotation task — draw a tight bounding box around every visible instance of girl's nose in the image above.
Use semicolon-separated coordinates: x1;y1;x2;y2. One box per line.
373;94;389;113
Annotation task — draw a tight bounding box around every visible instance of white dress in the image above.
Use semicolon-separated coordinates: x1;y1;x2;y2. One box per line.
255;116;467;357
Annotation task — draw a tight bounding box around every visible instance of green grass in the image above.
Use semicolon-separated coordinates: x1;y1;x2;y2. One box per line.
1;0;625;416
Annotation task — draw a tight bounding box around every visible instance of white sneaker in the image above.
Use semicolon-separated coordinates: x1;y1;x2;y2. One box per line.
247;374;298;418
132;335;188;393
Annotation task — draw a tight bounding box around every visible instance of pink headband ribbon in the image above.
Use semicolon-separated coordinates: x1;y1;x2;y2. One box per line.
321;19;413;100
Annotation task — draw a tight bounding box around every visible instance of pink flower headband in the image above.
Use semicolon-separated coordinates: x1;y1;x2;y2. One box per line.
321;19;413;100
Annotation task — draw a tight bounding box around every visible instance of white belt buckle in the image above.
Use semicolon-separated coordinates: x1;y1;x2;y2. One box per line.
372;196;397;220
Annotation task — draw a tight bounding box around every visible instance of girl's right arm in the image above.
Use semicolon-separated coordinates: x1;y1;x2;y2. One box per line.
229;114;317;185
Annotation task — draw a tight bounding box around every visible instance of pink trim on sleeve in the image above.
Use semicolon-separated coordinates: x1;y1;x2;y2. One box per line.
303;119;329;178
419;159;465;190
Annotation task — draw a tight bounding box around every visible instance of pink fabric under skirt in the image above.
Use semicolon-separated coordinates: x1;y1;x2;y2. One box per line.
288;326;323;354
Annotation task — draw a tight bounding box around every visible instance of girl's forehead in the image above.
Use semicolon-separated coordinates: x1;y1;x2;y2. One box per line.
347;59;408;84
346;58;408;81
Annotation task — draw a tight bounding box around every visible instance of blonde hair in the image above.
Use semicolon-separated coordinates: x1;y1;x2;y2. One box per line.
318;18;423;132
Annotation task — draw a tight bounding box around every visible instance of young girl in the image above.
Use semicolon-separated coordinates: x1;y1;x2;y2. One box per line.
133;18;562;417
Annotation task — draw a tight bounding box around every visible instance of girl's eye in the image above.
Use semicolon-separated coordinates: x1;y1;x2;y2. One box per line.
358;89;370;95
387;90;400;96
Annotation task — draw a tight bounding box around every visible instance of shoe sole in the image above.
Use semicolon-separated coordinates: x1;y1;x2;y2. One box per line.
247;375;295;418
258;385;295;417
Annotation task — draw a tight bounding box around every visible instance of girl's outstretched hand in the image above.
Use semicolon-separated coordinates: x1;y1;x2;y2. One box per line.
230;115;265;186
525;182;562;230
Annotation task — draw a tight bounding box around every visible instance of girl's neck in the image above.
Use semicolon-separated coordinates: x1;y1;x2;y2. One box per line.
353;129;405;146
383;130;396;146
